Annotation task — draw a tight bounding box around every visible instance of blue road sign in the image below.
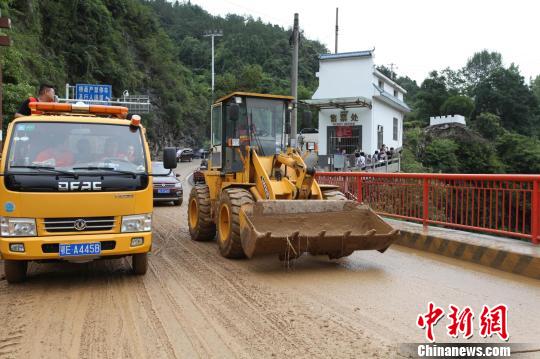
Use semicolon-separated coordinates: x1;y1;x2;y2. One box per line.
75;84;112;103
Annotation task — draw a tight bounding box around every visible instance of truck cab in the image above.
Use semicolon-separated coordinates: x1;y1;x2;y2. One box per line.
0;102;174;283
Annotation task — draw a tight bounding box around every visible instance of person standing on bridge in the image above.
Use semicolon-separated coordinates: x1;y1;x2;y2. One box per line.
15;84;56;118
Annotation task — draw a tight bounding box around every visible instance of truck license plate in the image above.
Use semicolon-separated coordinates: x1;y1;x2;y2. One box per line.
59;243;101;257
158;188;170;194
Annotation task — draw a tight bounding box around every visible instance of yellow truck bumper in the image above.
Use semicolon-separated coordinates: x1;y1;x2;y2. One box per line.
0;232;151;260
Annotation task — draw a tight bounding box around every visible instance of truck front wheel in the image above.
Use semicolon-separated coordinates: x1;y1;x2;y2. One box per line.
132;253;148;275
4;260;28;283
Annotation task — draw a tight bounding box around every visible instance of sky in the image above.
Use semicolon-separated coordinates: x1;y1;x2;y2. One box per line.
188;0;539;84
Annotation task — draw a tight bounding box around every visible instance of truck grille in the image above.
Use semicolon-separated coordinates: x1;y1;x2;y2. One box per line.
44;217;115;233
153;183;176;188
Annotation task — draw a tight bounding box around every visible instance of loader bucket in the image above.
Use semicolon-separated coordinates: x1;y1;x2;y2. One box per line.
239;200;399;259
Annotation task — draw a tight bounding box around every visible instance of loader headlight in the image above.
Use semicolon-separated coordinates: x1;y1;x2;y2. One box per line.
0;217;37;237
121;214;152;233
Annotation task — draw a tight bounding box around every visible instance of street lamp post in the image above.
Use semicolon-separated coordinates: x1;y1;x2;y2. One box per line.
203;30;223;100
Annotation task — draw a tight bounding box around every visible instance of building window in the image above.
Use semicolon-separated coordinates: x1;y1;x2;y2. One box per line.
378;80;384;89
393;89;398;97
393;118;398;141
377;125;383;149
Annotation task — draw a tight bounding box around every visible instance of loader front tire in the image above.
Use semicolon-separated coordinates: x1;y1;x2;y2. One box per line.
322;189;347;201
217;188;254;259
188;185;216;241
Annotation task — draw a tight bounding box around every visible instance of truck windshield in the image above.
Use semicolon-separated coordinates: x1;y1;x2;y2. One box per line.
6;122;147;174
246;98;285;156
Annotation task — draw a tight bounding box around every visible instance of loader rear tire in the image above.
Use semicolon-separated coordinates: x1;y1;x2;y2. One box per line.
322;189;347;201
217;188;254;259
188;185;216;241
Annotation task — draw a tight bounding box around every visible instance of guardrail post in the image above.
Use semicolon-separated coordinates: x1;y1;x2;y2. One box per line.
357;175;363;203
423;178;429;228
532;180;539;244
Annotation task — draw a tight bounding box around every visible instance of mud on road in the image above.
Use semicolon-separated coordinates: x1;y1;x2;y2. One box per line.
0;160;539;358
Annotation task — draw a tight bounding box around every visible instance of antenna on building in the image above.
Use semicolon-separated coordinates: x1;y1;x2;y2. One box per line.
335;8;339;54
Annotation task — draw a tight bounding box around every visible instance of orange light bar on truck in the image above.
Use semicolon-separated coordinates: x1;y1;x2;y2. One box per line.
29;102;129;119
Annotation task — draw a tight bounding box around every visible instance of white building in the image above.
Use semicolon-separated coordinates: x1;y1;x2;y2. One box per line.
429;115;466;127
305;50;410;165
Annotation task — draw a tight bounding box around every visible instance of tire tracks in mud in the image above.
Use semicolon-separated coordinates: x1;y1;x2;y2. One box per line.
0;264;37;359
152;201;395;358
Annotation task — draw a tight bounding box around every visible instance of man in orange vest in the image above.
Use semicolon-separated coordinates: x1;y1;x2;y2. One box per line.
14;84;56;118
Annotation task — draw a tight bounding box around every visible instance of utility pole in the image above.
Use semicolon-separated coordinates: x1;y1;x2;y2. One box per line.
0;11;12;150
335;8;339;54
388;63;398;79
203;30;223;101
290;13;299;146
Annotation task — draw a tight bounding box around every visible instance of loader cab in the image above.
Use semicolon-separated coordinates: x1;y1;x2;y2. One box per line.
210;92;294;174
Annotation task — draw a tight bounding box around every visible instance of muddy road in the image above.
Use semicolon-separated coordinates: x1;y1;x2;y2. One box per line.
0;160;539;358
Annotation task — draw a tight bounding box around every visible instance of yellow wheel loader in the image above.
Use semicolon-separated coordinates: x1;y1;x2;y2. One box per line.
188;92;398;260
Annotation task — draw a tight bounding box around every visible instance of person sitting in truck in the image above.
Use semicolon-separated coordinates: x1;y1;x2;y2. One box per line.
34;135;74;167
75;138;94;163
15;84;56;118
101;138;119;159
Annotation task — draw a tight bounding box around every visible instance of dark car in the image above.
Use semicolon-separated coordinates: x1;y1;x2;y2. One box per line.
152;161;183;206
176;148;193;162
194;148;209;159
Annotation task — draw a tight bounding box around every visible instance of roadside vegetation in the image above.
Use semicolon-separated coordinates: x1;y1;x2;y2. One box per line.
382;51;540;174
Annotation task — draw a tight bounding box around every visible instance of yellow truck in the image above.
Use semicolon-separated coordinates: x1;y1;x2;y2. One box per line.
0;102;177;283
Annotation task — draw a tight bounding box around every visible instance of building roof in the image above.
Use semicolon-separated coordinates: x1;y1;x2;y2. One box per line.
373;84;411;112
319;50;373;61
215;92;294;104
373;69;407;94
302;96;371;110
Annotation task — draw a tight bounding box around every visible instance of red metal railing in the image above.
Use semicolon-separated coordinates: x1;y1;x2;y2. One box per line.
316;172;540;244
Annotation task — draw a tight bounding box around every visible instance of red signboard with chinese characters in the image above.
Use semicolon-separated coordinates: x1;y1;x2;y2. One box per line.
336;126;353;138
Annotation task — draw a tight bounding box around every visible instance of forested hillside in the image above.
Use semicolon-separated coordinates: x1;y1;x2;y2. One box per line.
0;0;325;152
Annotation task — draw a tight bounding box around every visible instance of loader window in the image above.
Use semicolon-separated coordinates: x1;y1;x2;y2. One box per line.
211;103;223;168
211;104;222;147
246;98;285;156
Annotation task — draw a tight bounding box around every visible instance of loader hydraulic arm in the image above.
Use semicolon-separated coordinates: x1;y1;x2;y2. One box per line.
276;149;315;199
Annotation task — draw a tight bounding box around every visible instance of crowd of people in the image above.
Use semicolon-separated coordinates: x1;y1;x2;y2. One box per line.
352;145;398;170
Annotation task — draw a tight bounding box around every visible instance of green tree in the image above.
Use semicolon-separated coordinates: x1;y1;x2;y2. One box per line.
472;112;504;140
532;74;540;103
496;132;540;173
423;139;460;173
440;95;474;118
463;50;503;90
473;65;539;135
414;71;449;125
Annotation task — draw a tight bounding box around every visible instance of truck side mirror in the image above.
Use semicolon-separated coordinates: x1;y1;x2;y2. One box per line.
163;147;177;169
302;111;312;124
227;103;239;122
285;109;291;134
